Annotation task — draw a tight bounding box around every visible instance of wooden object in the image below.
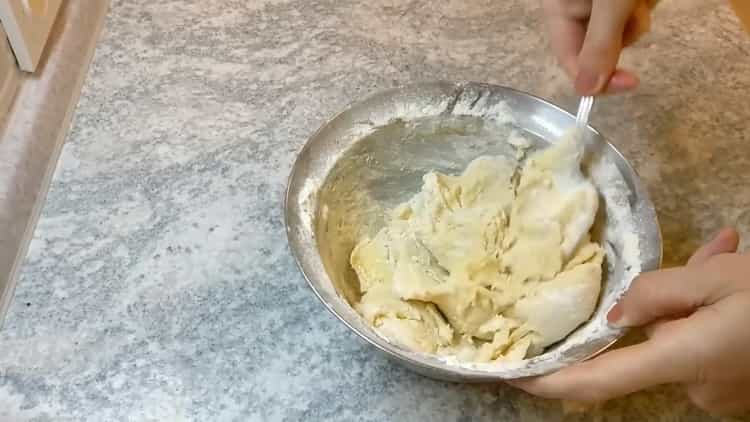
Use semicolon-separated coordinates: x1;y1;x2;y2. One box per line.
0;25;20;116
0;0;62;72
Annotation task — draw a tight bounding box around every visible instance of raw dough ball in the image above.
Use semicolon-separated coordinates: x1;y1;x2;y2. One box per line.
350;135;603;362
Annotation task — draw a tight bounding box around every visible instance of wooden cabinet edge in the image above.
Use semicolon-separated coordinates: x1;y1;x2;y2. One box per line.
0;25;20;118
0;0;62;72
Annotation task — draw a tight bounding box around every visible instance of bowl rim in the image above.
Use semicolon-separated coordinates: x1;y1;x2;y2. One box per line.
284;80;663;380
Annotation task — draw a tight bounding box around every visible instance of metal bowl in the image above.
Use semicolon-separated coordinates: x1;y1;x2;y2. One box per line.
285;81;661;381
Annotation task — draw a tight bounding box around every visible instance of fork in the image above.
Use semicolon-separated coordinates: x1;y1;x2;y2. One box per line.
576;95;594;131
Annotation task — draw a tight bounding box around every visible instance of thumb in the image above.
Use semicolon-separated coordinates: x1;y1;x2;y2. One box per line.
607;229;740;328
510;329;692;402
575;0;638;95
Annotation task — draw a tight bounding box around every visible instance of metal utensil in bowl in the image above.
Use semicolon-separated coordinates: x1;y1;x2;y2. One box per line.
576;95;595;131
285;81;662;381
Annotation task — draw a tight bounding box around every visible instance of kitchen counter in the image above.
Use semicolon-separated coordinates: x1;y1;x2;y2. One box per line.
2;0;749;420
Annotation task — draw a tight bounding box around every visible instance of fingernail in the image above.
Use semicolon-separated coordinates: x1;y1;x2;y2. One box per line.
575;71;603;95
606;303;627;328
607;72;640;94
610;70;639;88
714;228;734;240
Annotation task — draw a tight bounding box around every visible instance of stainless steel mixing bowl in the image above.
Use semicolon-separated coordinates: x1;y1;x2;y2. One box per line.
285;81;661;381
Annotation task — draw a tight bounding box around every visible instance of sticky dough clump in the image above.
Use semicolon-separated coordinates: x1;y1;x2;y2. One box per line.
350;135;603;362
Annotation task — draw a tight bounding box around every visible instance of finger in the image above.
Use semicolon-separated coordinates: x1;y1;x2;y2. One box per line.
544;0;592;20
562;0;592;20
546;15;587;79
604;69;639;94
623;1;652;47
687;228;739;267
510;333;690;402
607;230;741;328
575;0;639;95
607;267;731;329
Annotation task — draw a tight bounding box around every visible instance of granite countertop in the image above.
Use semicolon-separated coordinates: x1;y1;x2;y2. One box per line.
2;0;750;420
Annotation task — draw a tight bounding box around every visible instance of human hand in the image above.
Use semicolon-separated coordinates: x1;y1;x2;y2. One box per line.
510;228;750;415
542;0;656;95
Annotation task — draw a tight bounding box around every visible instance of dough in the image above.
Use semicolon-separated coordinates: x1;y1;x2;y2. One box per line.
350;134;604;362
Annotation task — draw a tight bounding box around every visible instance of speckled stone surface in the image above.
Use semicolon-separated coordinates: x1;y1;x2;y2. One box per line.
1;0;750;420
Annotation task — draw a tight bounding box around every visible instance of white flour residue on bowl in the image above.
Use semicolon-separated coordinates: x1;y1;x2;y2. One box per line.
308;91;653;378
452;97;517;124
